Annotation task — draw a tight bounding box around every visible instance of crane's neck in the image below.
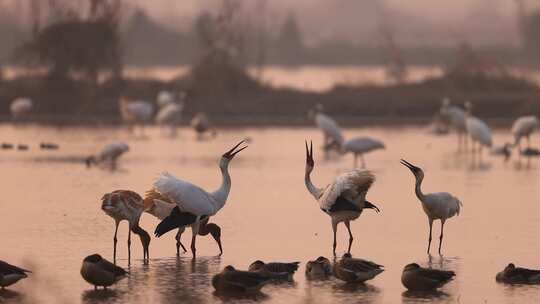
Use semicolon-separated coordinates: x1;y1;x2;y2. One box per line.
305;169;322;199
414;175;425;202
211;160;232;210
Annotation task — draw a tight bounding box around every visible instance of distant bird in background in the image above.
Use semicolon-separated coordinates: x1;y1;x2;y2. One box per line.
156;90;175;108
156;91;185;136
511;116;538;150
86;142;129;170
151;140;247;257
190;112;216;140
304;141;380;256
10;97;33;120
401;263;455;291
465;101;492;157
101;190;151;265
0;260;31;290
80;254;127;290
309;104;344;154
144;195;223;255
521;147;540;157
439;98;467;150
119;97;154;135
490;143;512;162
341;137;385;168
40;142;59;150
401;159;462;255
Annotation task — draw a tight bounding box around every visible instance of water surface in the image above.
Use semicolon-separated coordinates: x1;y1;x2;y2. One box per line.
1;125;539;303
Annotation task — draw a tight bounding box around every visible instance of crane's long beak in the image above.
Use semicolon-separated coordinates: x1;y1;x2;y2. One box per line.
400;159;417;171
223;140;248;159
305;140;314;165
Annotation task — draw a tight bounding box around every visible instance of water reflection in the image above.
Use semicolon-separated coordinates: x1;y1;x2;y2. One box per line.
401;290;452;303
81;289;126;304
0;289;24;302
153;256;221;303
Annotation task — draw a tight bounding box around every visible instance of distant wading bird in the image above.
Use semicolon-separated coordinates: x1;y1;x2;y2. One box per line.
101;190;151;265
86;142;129;170
143;194;223;255
190;112;216;140
439;98;467;150
511;116;538;150
119;97;154;135
304;141;380;256
341;137;385;168
0;260;31;290
464;101;492;157
400;159;462;255
151;140;247;257
155;91;185;136
10;97;33;120
309;104;344;154
80;254;127;290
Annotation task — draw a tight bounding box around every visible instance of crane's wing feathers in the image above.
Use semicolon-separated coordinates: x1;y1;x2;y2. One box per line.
102;190;144;210
153;172;218;216
318;170;374;210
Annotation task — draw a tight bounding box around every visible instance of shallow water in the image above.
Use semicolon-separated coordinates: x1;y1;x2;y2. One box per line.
1;125;539;303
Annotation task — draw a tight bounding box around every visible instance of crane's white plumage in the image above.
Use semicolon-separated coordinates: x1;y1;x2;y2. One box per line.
318;170;374;211
304;141;380;255
512;116;538;146
157;90;175;107
153;172;222;216
439;99;466;132
148;141;247;257
314;113;344;145
401;159;462;255
156;102;184;124
342;137;385;167
119;98;154;123
466;116;492;147
10;97;33;118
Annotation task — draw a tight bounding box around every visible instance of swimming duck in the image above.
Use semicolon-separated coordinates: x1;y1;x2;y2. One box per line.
496;263;540;284
248;260;300;281
212;265;271;294
0;260;31;290
401;263;455;291
80;254;127;290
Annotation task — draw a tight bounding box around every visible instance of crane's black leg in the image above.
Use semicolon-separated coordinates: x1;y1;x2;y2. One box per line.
332;220;338;256
438;220;446;255
345;221;354;254
127;227;132;266
427;219;433;255
176;228;187;255
113;221;119;264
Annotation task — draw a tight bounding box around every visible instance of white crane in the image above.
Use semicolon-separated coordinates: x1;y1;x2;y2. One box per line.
101;190;151;265
86;142;129;170
190;112;216;140
439;98;467;149
464;102;492;157
342;137;385;168
309;104;344;153
156;90;175;107
10;97;33;120
400;159;462;255
156;100;184;136
304;141;380;256
511;115;538;150
143;194;223;255
150;140;247;257
119;97;154;135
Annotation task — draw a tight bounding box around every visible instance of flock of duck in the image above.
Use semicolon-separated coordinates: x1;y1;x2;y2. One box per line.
1;93;540;299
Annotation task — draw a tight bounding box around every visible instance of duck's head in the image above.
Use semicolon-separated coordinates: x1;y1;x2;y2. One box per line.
248;260;265;272
83;254;103;264
403;263;421;272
